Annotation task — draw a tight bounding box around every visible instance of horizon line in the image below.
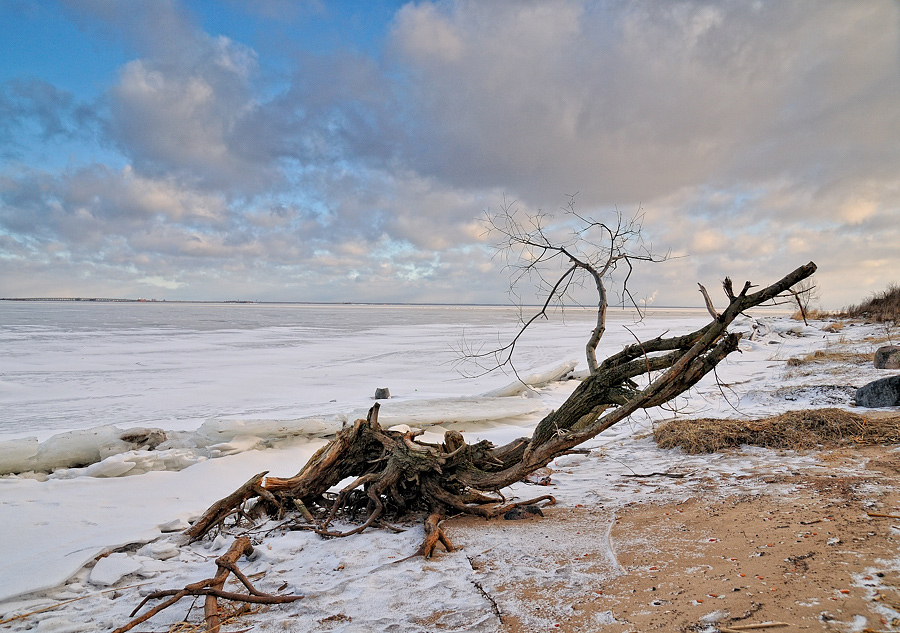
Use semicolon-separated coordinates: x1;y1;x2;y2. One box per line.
0;296;790;311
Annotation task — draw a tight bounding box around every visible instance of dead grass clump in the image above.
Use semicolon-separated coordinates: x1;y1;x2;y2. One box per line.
786;348;871;367
822;322;844;333
841;283;900;323
654;408;900;454
791;308;825;321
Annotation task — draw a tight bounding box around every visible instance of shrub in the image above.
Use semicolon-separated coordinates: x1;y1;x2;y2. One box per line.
841;283;900;323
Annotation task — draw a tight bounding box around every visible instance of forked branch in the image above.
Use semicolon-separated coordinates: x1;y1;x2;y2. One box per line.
460;195;667;377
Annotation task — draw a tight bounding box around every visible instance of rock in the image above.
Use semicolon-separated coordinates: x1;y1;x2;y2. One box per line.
119;428;167;449
855;375;900;408
503;505;544;520
374;387;391;399
874;345;900;369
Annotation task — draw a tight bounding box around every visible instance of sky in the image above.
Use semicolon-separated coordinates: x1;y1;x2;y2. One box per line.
1;0;898;308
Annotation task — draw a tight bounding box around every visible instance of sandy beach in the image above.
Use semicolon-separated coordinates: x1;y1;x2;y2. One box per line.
465;442;900;633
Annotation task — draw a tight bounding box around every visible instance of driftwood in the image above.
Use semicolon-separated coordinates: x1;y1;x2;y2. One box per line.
720;623;790;632
184;472;270;541
175;263;817;562
113;537;301;633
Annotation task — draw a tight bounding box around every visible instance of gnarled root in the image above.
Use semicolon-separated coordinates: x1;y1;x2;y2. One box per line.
182;403;559;563
418;511;454;559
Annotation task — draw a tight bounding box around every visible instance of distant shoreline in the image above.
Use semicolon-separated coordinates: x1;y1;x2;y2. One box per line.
0;297;735;310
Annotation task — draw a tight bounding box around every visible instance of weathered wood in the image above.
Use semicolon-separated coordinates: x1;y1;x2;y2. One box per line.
698;283;720;318
178;262;816;565
114;537;301;633
204;537;253;632
183;472;268;541
419;512;453;558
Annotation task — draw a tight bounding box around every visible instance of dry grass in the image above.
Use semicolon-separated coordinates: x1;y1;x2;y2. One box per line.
840;283;900;323
654;408;900;454
791;308;826;321
785;347;872;367
864;332;898;346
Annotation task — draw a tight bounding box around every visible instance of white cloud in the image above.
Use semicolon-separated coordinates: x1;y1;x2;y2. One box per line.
2;0;900;307
393;3;464;63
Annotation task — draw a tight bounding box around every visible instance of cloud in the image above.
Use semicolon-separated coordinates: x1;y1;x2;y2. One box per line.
393;3;464;63
60;0;203;64
378;1;900;208
0;79;100;158
2;0;899;307
108;50;265;190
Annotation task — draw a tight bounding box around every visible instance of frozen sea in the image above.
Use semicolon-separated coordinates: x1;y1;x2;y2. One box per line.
0;300;708;440
1;300;888;631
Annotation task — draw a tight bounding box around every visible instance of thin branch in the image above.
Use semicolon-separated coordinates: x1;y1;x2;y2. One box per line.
460;195;668;377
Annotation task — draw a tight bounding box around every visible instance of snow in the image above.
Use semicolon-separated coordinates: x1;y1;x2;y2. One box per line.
88;554;142;587
0;302;895;631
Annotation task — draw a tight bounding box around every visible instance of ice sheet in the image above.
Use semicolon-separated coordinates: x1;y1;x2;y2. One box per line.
0;304;894;631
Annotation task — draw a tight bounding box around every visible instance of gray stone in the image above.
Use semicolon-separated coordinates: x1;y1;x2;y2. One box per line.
855;375;900;408
503;504;544;520
374;387;391;399
874;345;900;369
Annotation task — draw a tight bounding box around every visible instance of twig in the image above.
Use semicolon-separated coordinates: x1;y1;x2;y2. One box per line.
467;555;503;623
868;512;900;519
720;623;790;632
473;579;503;624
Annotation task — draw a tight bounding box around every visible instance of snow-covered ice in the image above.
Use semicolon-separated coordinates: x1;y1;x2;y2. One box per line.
0;301;894;631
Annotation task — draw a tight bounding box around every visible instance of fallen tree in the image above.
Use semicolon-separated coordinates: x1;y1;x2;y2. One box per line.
179;199;817;555
120;211;815;628
173;261;816;565
181;244;816;555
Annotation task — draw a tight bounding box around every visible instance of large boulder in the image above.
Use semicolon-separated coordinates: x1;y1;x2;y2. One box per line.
874;345;900;369
855;375;900;408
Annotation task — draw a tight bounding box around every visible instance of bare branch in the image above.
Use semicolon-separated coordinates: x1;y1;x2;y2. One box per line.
698;283;720;319
459;195;668;377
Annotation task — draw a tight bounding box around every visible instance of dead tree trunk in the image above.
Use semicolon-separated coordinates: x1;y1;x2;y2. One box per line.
183;262;817;557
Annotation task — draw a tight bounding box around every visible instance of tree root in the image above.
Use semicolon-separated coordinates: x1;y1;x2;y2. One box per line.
183;473;269;542
418;512;454;559
113;537;302;633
